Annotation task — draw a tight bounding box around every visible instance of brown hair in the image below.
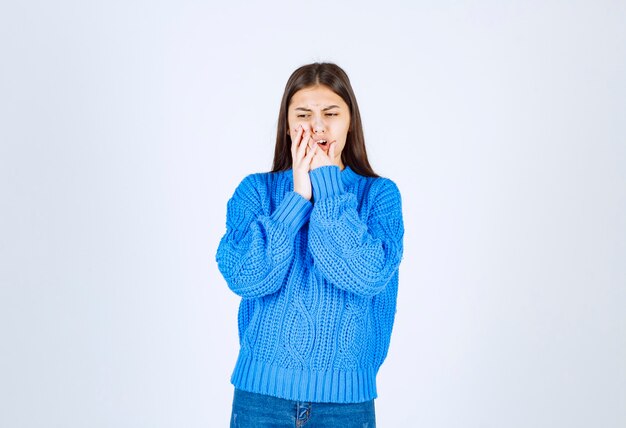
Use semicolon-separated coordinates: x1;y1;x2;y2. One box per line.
271;62;378;177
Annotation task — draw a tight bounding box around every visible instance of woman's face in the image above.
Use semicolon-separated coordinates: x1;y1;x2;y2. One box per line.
288;85;350;167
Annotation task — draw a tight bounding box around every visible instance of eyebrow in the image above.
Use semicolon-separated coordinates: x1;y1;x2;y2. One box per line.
294;105;341;112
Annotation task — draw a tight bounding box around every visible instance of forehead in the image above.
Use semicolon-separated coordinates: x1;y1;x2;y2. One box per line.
289;85;347;108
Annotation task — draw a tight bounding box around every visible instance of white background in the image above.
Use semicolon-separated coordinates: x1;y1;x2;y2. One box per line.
1;1;625;427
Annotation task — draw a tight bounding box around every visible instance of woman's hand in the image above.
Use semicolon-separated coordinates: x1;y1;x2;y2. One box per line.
310;141;337;171
291;124;318;201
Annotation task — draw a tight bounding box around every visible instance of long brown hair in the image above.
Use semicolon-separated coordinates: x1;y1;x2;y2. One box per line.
271;62;378;177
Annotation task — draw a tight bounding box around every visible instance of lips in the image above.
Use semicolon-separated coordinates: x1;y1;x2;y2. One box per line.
312;138;333;149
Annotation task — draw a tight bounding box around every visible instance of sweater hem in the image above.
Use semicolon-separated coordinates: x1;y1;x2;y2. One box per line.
230;354;378;404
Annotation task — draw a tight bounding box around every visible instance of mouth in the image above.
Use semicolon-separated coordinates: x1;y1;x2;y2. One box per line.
314;139;333;149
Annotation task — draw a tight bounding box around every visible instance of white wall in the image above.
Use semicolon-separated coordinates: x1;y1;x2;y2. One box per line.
1;1;624;427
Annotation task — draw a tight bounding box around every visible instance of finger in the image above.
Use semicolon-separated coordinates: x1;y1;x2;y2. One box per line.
299;123;312;148
328;141;336;163
298;128;311;159
291;125;304;160
304;144;318;163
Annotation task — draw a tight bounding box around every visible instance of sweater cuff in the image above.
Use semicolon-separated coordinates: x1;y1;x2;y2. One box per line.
270;191;313;234
310;165;345;201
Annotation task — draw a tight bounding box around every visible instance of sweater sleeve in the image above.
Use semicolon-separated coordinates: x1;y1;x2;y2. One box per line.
216;174;313;299
308;166;404;298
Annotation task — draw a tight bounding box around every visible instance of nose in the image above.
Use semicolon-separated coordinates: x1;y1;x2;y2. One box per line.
312;115;325;134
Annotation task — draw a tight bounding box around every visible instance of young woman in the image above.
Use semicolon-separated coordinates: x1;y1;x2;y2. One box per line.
216;62;404;427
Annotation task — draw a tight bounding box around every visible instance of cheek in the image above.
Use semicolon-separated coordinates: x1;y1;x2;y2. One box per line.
287;120;297;134
338;125;350;141
340;120;350;136
289;117;308;130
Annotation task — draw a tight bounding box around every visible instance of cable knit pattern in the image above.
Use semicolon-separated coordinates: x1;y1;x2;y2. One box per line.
216;165;404;403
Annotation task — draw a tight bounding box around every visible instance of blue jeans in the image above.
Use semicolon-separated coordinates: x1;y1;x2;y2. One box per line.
230;388;376;428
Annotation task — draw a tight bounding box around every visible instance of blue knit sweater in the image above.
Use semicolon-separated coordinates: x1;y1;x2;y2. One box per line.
216;165;404;403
